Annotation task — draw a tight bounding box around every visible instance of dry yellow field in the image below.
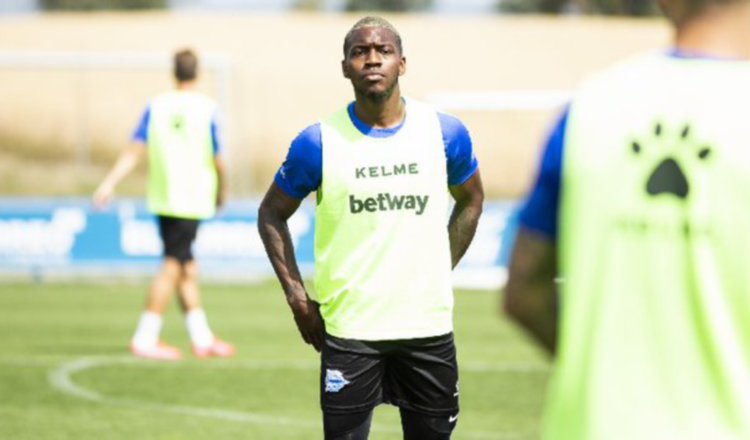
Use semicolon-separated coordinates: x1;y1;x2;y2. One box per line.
0;12;670;197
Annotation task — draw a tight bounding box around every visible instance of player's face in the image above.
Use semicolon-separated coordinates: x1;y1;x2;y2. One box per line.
342;27;406;101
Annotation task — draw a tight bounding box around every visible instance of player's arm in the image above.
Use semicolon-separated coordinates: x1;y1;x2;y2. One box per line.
503;108;567;357
258;124;324;351
213;155;228;210
504;228;558;355
93;105;150;210
258;183;324;352
442;113;484;268
211;111;228;210
92;141;146;210
448;171;484;268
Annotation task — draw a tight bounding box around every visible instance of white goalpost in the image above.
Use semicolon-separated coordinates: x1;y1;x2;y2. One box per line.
0;50;232;166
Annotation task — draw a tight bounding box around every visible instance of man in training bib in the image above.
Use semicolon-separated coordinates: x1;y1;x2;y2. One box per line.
93;49;235;361
258;16;484;440
504;1;750;439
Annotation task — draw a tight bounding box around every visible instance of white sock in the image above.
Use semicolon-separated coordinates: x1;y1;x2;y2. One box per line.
131;311;163;349
186;309;214;348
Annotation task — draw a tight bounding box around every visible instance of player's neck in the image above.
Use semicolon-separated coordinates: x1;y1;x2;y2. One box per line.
176;80;198;91
674;3;750;60
353;90;405;129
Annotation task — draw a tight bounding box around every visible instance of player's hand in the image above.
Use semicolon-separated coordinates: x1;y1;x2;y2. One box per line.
288;296;325;352
92;184;114;211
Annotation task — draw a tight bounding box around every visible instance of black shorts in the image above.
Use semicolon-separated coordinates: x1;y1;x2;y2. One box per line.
320;332;459;417
157;216;200;263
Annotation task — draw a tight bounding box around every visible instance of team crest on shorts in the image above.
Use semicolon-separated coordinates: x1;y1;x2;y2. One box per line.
324;369;350;393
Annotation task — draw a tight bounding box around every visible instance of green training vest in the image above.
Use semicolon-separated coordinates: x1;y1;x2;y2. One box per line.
146;90;218;219
314;99;454;340
548;54;750;440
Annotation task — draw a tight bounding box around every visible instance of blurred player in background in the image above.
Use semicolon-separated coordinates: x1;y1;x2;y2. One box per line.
258;16;483;440
93;48;234;361
504;0;750;438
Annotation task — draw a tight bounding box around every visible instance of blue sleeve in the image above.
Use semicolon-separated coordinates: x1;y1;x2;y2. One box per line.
518;108;568;239
439;113;479;186
211;111;223;156
131;105;150;144
274;123;322;200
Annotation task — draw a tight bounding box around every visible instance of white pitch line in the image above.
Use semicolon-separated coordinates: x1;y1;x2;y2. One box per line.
0;354;74;367
47;356;541;439
145;359;549;374
462;361;549;374
48;356;324;430
48;357;106;401
53;358;549;374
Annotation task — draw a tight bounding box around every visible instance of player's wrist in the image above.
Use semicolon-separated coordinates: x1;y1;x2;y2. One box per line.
286;290;311;312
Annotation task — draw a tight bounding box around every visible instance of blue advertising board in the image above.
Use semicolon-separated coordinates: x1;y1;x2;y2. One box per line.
0;198;520;289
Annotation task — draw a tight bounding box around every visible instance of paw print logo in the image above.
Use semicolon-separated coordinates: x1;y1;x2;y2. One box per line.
172;115;185;131
631;122;712;200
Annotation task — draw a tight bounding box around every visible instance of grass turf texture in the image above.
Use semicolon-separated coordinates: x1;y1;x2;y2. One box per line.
0;281;549;440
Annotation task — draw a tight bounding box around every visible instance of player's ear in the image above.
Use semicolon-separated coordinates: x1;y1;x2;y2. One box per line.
399;56;406;76
342;59;350;79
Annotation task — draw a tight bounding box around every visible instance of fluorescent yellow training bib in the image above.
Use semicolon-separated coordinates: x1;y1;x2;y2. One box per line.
314;99;454;340
548;53;750;440
147;90;218;220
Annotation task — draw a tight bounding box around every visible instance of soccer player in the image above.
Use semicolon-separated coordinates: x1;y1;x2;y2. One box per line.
504;0;750;439
93;48;235;361
258;16;484;440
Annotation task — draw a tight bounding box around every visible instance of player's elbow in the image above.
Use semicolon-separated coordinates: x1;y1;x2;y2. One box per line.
257;200;276;230
464;184;485;214
470;192;484;218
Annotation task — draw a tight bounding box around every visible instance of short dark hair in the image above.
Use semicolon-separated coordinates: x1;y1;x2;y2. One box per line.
343;16;403;57
174;48;198;82
660;0;748;25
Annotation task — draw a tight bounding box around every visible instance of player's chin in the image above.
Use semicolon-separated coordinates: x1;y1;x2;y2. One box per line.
355;80;385;94
362;87;391;102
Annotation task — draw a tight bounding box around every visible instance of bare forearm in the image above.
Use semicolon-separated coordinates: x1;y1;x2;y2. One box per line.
447;171;484;268
257;210;306;302
506;284;558;355
503;228;559;356
258;183;324;351
93;144;144;208
216;164;226;194
448;201;482;268
100;147;141;189
214;157;228;207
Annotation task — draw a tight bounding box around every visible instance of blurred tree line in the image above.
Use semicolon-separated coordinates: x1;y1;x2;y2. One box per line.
39;0;659;15
39;0;166;10
499;0;657;15
299;0;658;14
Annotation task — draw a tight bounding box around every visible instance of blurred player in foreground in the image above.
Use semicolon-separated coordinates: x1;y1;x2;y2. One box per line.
504;0;750;438
258;16;483;440
93;48;234;361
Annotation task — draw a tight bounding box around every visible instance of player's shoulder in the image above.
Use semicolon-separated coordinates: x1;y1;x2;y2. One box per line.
152;90;216;109
187;91;218;110
404;97;470;139
436;111;470;143
291;122;322;150
319;102;355;129
404;96;447;120
149;91;168;107
579;52;665;95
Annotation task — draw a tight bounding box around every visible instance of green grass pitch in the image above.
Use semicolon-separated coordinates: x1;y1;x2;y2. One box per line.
0;281;548;439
